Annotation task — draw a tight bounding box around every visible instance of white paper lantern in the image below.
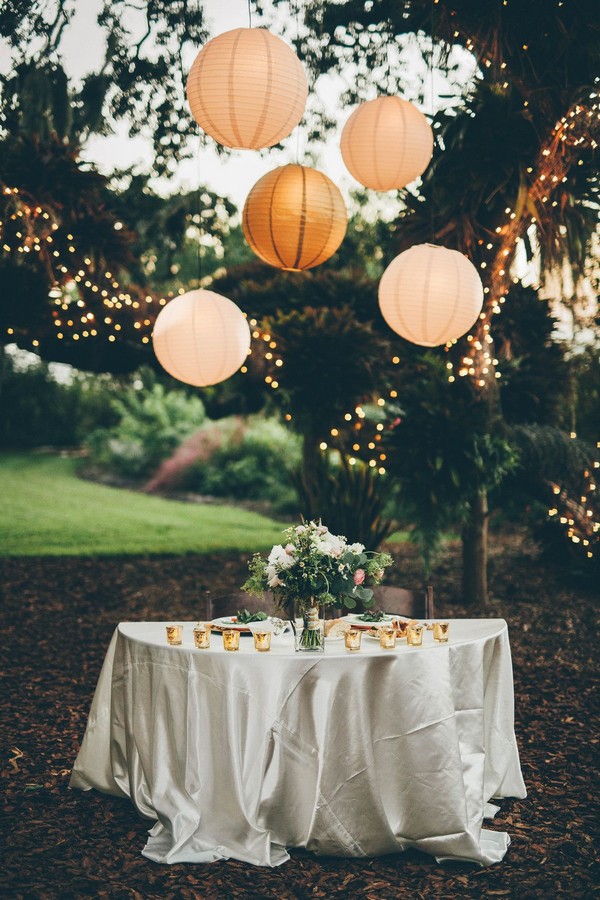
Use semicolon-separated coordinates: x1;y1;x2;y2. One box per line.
340;96;433;191
242;164;347;270
152;290;251;387
186;28;307;150
378;244;484;346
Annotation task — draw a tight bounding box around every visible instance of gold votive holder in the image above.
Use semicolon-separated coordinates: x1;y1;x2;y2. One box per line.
166;624;183;645
344;629;362;651
379;627;397;650
433;621;450;643
393;620;408;640
193;622;211;649
222;629;240;652
253;631;272;652
407;623;424;647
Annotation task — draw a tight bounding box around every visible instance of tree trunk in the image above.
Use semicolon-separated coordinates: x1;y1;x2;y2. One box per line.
461;488;489;606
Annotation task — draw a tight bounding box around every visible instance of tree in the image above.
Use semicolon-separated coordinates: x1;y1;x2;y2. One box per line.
0;135;242;373
283;0;600;598
0;0;210;176
0;1;243;372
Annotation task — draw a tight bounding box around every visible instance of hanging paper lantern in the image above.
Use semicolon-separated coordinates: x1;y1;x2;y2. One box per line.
340;96;434;191
378;244;484;346
242;164;347;271
186;28;307;150
152;290;251;387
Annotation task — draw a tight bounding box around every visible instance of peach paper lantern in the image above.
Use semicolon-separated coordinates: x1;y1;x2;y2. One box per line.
186;28;307;150
378;244;484;347
152;289;251;387
340;96;434;191
242;164;347;271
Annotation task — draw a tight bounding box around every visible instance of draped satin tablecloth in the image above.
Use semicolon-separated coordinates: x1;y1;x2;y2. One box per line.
70;619;526;867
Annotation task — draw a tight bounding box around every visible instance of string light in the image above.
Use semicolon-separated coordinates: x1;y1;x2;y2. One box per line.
0;183;173;349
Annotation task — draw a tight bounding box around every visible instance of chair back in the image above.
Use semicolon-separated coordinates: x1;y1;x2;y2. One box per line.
210;590;278;619
372;585;434;619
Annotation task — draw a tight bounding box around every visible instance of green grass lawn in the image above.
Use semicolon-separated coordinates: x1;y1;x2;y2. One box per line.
0;453;289;556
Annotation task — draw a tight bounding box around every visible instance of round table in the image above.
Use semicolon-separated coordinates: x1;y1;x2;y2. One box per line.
71;619;526;867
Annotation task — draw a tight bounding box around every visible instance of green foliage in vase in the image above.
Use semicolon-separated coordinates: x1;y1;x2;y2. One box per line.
243;520;393;617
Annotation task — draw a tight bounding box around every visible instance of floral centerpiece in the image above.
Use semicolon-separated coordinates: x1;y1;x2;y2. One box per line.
242;520;393;651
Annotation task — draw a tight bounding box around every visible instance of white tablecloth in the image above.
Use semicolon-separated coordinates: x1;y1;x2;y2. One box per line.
70;619;526;867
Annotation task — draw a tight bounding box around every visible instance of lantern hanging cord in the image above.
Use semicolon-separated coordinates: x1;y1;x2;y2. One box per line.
295;0;302;163
197;135;204;288
429;0;436;243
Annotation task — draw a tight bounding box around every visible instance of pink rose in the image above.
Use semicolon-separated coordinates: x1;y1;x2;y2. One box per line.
353;568;366;585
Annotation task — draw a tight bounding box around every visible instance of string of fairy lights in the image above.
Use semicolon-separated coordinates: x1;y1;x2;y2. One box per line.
443;92;600;388
2;179;598;555
1;71;598;556
547;453;600;559
0;184;169;348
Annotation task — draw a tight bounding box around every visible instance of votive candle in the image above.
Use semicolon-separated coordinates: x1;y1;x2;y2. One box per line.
433;621;450;643
166;624;183;645
407;623;424;647
344;629;362;651
253;631;272;652
222;629;240;651
379;627;397;649
193;623;211;649
393;620;408;640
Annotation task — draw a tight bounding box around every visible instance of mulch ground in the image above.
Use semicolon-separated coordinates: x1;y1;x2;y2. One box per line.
1;530;598;899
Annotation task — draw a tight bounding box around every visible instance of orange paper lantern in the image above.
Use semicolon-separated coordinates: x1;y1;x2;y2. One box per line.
242;164;347;271
153;290;251;386
341;96;434;191
186;28;307;150
378;244;484;346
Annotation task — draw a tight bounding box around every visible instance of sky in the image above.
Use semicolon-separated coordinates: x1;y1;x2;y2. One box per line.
63;0;292;210
13;0;474;215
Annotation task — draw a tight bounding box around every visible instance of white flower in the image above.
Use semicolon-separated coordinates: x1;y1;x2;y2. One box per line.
348;542;365;554
268;573;284;588
268;544;295;569
316;532;346;558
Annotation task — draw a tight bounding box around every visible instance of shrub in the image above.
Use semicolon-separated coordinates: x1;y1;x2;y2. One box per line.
184;417;301;513
87;377;205;478
293;452;395;550
0;348;119;448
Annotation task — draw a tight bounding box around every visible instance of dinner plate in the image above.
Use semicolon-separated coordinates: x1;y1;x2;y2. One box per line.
342;613;396;630
211;616;255;632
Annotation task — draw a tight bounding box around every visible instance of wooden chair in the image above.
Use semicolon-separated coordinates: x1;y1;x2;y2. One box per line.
372;585;434;619
208;590;278;619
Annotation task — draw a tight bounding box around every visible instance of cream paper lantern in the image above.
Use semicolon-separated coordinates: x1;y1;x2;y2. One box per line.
378;244;484;347
152;290;251;387
186;28;307;150
340;96;434;191
242;164;347;271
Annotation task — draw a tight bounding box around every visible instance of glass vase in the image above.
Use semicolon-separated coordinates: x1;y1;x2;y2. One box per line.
292;597;324;653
